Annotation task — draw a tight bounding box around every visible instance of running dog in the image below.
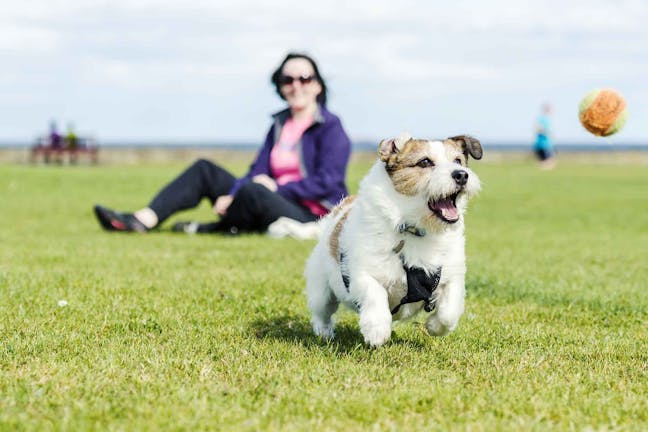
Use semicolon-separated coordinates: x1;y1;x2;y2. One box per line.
304;134;483;347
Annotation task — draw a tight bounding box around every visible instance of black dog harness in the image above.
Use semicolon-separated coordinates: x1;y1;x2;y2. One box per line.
390;265;441;315
340;222;442;316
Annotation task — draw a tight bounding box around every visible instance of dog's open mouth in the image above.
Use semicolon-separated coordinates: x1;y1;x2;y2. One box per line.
428;192;460;223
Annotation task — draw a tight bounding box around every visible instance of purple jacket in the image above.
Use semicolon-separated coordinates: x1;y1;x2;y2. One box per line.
229;105;352;211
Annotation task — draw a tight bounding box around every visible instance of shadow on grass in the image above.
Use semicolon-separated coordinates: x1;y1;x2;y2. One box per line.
250;313;428;353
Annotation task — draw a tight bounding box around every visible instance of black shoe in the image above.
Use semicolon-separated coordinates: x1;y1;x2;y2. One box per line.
94;205;148;232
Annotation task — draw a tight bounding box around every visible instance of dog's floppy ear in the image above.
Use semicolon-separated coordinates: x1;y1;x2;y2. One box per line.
378;133;411;162
378;138;397;162
449;135;483;160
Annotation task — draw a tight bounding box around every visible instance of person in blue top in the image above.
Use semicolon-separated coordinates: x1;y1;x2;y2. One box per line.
93;52;352;234
534;103;556;169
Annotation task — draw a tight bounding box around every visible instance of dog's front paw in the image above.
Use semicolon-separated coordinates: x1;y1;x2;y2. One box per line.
360;313;392;347
312;320;335;340
362;323;392;347
425;314;458;337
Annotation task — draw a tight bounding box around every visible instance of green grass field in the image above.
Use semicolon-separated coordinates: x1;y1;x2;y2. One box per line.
1;154;647;431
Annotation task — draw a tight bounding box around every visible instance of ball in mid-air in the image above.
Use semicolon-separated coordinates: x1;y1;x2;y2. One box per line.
578;89;627;137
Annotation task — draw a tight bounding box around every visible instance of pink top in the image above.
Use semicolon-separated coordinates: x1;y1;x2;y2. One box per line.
270;116;328;216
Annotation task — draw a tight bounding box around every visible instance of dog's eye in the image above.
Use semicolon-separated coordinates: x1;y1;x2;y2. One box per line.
416;158;434;168
454;158;463;165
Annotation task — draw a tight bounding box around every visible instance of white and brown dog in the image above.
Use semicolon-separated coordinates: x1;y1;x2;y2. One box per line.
304;134;483;347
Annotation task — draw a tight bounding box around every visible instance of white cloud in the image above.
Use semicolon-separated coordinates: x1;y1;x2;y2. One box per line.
0;25;61;52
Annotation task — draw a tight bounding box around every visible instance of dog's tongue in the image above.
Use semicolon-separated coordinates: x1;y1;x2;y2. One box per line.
433;198;459;221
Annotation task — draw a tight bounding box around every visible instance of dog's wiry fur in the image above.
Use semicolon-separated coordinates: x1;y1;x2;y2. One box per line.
305;134;483;347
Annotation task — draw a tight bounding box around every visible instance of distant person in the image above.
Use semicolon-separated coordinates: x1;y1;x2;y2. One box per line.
48;120;63;163
49;121;62;149
66;123;80;163
534;104;556;169
66;123;78;150
93;52;352;234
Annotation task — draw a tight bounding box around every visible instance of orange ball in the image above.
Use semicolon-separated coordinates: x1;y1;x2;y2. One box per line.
578;89;627;137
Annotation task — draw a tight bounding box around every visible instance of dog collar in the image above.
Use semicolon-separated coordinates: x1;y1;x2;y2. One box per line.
398;223;426;237
393;223;426;254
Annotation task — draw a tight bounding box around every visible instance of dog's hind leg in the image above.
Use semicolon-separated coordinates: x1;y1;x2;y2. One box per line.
306;277;339;340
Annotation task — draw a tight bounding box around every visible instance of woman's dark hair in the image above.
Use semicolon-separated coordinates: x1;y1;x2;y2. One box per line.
271;53;328;106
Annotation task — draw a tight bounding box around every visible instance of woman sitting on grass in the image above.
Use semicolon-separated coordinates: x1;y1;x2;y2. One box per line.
94;52;352;235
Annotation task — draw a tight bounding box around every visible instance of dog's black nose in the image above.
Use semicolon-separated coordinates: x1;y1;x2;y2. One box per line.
452;170;469;186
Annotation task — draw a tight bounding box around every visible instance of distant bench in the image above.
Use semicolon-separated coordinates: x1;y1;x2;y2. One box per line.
30;140;99;164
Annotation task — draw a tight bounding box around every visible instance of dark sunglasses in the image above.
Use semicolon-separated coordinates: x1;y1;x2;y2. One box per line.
279;74;316;86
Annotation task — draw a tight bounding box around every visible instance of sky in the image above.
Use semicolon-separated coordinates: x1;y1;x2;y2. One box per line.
1;0;647;145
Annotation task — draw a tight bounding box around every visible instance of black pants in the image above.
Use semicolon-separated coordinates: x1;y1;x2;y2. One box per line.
534;148;554;161
148;159;317;233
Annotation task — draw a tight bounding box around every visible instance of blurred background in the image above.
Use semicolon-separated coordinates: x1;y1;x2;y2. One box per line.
0;0;646;149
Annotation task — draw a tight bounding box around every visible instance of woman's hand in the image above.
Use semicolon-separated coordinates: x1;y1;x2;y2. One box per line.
214;195;233;216
252;174;278;192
